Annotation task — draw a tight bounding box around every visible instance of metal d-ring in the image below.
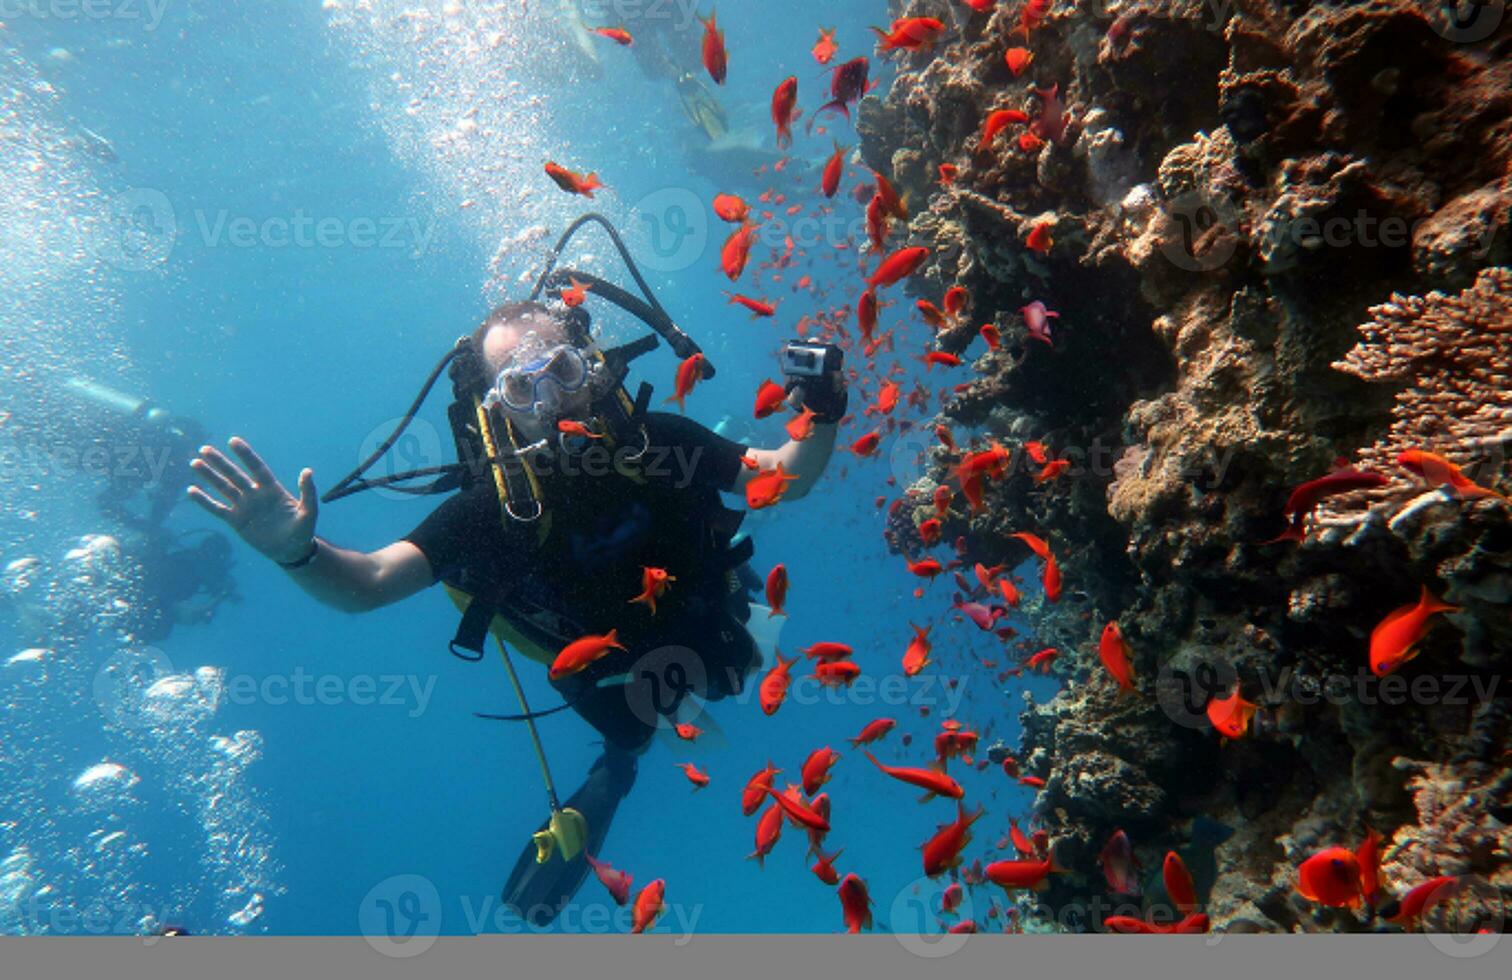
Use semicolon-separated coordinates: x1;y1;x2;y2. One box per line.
621;425;650;462
506;498;544;523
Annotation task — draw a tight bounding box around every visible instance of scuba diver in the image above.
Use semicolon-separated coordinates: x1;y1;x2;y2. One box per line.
184;216;848;926
119;528;240;643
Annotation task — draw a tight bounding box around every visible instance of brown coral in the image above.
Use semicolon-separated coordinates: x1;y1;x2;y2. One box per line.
1331;266;1512;500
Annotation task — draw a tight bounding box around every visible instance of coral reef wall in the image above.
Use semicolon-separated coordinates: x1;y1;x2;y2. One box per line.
861;0;1510;932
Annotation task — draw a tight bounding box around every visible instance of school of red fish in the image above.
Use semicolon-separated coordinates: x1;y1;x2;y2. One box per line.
542;2;1493;936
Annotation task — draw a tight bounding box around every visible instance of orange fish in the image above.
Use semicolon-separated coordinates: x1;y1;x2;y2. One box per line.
822;141;847;198
1206;689;1257;739
877;380;901;414
801;746;842;795
1357;827;1384;908
747;463;799;509
559;276;591;307
872;16;946;52
873;170;908;219
1104;913;1210;934
747;802;784;868
920;351;962;370
906;556;943;579
923;802;985;877
1008;819;1036;857
544;161;603;197
977;108;1030;153
1034;459;1069;483
1025;647;1058;673
943;285;969;317
630;878;666;933
958;442;1012;483
1018;131;1046;153
1018;0;1051;40
1163;852;1197;914
1004;46;1034;76
1369;586;1458;676
1296;847;1363;909
848;717;896;747
713;192;750;223
1043;552;1062;602
628;566;676;615
741;761;781;816
868;245;930;288
1388;876;1461;928
917;300;948;330
863;750;964;800
812;27;839;65
674;722;702;742
985;854;1063;892
585;852;633;906
766;784;831;832
938;163;959;186
815;660;861;686
933;485;953;516
1397;448;1506;501
802;642;854;663
1024;441;1049;465
592;26;634;46
849;431;882;457
919;517;942;545
1011;530;1051;560
664;352;706;412
557;419;603;440
1099;622;1137;694
771;76;800;150
903;622;933;676
548;630;627;680
786;406;818;442
838;873;873;933
677;761;710;790
765;564;788;617
865;193;890;252
759;651;797;715
857;288;879;342
811;847;844;886
725;292;777;317
980;323;1001;350
1025;220;1053;254
754;379;788;419
721;223;760;280
698;9;727;84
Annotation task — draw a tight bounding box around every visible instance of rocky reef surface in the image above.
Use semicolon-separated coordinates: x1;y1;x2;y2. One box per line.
861;0;1510;932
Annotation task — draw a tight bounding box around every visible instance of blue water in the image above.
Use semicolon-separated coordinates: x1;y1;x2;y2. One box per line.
1;1;1056;937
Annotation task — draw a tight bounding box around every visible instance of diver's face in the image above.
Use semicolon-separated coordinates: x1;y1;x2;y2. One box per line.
482;317;594;442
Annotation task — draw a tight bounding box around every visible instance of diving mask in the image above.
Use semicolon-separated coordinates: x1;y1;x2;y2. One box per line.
484;336;593;416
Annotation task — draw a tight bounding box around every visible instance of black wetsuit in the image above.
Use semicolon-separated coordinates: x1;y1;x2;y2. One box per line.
404;413;759;751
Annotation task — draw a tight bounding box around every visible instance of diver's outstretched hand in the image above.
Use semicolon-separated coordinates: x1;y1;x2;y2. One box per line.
188;437;318;565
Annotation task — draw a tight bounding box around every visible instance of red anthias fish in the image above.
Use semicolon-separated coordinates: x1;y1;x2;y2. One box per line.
549;630;627;680
869;245;930;288
857;288;879;342
985;853;1063;892
863;750;963;801
765;564;788;617
698;10;727;84
1296;847;1363;909
1389;876;1462;928
713;192;750;223
767;784;831;832
822;141;848;198
1021;300;1059;345
759;651;797;715
977;108;1030;153
771;76;800;150
848;717;896;747
591;26;634;46
1369;586;1458;677
923;802;985;877
741;762;781;818
1099;829;1141;895
1207;689;1258;739
585;852;633;906
811;847;844;886
1266;465;1390;543
746;464;798;510
754;379;788;419
544;161;603;197
812;27;839;65
838;873;873;933
747;801;783;868
1025;221;1054;255
802;746;841;795
872;17;945;53
1104;914;1210;934
630;879;666;933
810;56;871;131
664;353;706;413
1099;621;1137;694
1397;448;1507;501
721;223;760;281
628;566;675;615
1164;851;1198;914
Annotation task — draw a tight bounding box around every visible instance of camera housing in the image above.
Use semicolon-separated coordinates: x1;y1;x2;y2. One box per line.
780;340;843;379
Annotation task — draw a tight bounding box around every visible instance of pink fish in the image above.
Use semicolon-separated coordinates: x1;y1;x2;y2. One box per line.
1021;301;1059;346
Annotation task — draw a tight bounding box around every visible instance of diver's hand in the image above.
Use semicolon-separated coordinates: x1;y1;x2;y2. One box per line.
188;437;318;565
